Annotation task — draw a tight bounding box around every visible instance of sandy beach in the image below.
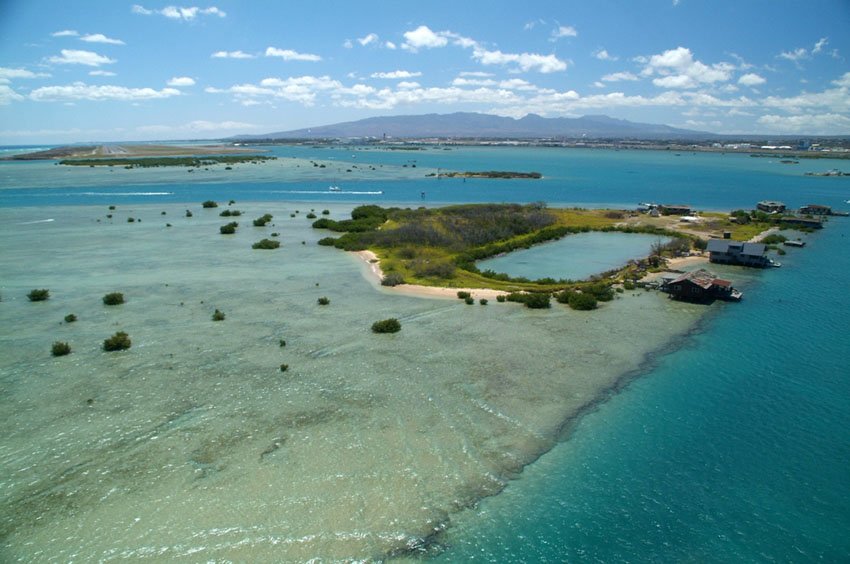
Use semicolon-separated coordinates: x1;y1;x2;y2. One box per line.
354;249;510;300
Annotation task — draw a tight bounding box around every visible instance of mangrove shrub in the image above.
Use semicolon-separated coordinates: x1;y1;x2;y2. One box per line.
372;318;401;333
102;292;125;306
28;289;50;301
51;341;71;356
103;331;131;351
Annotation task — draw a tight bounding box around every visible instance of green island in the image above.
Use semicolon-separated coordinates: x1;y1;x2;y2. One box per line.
427;170;542;179
312;203;793;296
58;155;276;168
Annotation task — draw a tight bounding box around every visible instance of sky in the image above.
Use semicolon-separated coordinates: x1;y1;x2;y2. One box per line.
1;0;849;144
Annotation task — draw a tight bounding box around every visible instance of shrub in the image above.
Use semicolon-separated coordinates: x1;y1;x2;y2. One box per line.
306;212;317;219
220;209;242;217
108;205;116;210
623;280;636;290
507;292;551;309
52;341;71;356
457;291;471;300
279;339;286;347
381;272;405;287
317;296;330;305
479;298;488;305
322;209;330;215
228;199;236;205
185;210;193;217
202;200;218;208
127;217;135;223
465;296;475;305
762;234;788;245
212;309;225;321
64;313;77;323
103;331;131;351
280;364;289;372
372;318;401;333
253;213;273;226
220;222;238;234
317;237;337;246
252;238;280;249
496;295;506;303
568;292;597;311
28;288;50;301
102;292;125;306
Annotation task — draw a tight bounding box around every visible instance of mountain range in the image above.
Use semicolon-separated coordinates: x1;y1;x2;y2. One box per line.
232;112;716;141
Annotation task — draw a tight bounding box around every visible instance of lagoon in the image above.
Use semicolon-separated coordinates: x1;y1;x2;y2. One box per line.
476;231;667;281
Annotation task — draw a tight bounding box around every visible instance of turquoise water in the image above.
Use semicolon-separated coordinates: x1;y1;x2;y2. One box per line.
1;146;849;561
437;216;850;561
477;232;667;281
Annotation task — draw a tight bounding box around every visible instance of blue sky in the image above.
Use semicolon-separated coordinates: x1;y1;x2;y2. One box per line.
1;0;849;143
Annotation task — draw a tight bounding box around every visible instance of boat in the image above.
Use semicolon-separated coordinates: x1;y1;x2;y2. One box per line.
783;239;805;247
328;185;341;192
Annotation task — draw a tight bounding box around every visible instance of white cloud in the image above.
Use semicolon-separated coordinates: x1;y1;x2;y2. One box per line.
499;78;536;90
132;5;226;20
167;76;196;86
813;37;828;54
211;75;342;106
47;49;116;67
0;85;25;105
459;71;493;78
642;46;733;88
779;47;808;62
212;50;254;59
52;30;79;37
0;67;50;79
601;71;638;82
343;39;353;49
29;83;181;102
397;81;420;89
738;73;766;86
385;41;397;50
136;120;257;134
594;49;618;61
358;33;379;46
370;70;422;79
402;25;448;51
452;77;497;87
472;47;568;73
833;72;850;88
550;25;577;40
89;70;116;77
80;33;125;45
757;113;850;134
265;47;322;62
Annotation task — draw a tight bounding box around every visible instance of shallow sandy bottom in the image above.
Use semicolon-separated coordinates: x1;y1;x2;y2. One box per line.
0;202;706;561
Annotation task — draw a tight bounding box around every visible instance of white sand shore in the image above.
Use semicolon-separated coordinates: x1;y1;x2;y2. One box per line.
354;250;508;300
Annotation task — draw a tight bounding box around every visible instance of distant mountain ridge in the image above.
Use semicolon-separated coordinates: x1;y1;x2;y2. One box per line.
233;112;715;140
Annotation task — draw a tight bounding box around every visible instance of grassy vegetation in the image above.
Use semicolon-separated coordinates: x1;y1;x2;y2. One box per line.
103;331;131;351
220;221;238;234
59;155;275;168
219;209;242;217
102;292;125;306
313;204;683;294
28;289;50;301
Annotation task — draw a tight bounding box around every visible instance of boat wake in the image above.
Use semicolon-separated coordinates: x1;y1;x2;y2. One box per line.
265;190;384;195
17;218;55;224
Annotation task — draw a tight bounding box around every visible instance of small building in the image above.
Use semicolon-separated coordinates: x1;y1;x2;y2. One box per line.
659;204;692;216
706;239;772;267
799;204;832;215
661;269;742;303
757;200;786;213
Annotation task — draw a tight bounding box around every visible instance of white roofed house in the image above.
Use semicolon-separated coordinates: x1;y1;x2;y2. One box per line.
706;239;776;268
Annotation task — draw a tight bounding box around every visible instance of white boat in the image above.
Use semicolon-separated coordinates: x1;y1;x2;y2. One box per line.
328;185;341;192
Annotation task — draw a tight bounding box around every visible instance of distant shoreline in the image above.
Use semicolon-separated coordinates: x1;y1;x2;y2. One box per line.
2;144;264;161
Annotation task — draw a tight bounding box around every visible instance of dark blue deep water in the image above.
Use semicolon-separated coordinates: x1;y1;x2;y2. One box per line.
2;145;849;561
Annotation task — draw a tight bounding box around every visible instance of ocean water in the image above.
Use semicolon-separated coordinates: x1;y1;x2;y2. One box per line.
1;146;848;561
